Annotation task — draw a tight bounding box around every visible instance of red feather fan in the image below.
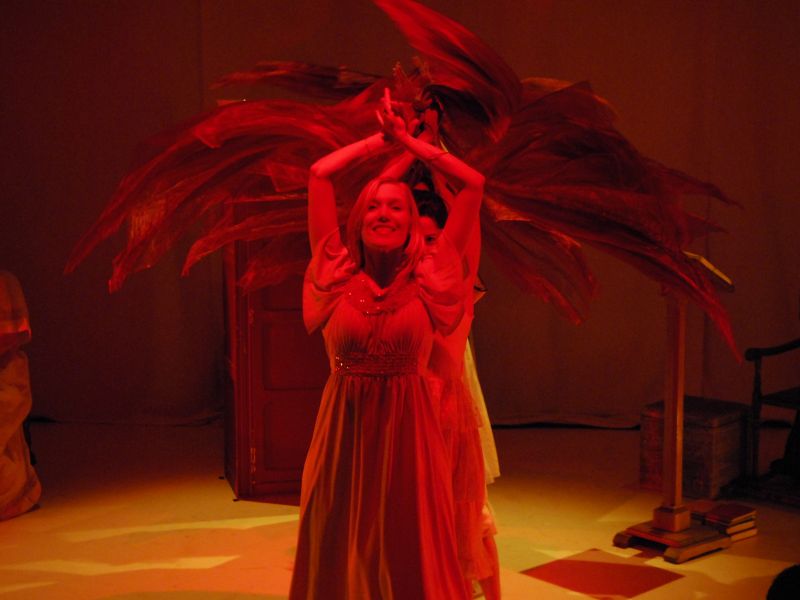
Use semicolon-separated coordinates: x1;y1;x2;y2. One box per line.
66;0;738;357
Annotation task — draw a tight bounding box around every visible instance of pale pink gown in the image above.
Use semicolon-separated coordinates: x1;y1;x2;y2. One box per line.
289;231;471;600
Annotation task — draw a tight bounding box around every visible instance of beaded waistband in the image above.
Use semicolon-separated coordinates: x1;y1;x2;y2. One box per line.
334;351;419;377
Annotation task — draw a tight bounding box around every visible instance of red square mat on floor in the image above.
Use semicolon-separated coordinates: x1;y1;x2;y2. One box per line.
521;548;683;599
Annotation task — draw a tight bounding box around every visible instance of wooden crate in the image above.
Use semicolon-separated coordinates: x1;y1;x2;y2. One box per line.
640;396;748;499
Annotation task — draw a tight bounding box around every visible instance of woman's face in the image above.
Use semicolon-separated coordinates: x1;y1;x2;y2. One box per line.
360;182;412;252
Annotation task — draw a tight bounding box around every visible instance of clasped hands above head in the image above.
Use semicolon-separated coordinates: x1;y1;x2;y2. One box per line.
376;87;439;143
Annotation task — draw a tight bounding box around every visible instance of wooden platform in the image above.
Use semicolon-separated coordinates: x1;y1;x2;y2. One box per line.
614;520;731;564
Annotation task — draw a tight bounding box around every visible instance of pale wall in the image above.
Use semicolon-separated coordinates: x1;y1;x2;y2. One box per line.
1;1;797;424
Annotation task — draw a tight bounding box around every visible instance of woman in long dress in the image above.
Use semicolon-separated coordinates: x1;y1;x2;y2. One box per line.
289;91;484;600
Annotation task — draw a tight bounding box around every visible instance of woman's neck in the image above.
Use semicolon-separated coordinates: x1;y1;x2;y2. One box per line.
363;247;405;288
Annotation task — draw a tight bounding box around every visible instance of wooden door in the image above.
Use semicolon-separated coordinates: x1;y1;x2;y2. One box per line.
224;217;328;501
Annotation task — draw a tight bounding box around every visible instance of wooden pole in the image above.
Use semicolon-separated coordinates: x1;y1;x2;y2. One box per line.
653;293;691;531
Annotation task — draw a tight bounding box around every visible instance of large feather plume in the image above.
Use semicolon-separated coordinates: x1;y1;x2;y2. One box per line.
67;0;738;356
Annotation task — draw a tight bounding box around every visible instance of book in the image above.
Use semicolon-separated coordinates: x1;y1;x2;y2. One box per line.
708;518;756;535
705;502;756;526
730;527;758;542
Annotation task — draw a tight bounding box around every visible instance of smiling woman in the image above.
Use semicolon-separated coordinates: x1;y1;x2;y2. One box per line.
292;90;486;599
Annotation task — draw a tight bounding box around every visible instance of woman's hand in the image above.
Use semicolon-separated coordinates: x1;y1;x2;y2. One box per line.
376;88;417;142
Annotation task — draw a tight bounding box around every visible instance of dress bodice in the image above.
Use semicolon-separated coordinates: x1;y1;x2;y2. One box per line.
324;273;432;375
303;230;466;375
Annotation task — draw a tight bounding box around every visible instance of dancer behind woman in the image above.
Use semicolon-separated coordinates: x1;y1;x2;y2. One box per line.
414;182;500;600
289;89;485;600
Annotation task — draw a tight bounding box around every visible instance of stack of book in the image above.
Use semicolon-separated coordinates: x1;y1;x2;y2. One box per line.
689;500;757;542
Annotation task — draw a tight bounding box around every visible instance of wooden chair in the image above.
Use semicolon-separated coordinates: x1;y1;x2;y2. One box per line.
745;337;800;480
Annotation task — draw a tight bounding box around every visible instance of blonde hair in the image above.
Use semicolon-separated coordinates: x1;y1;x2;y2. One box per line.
346;177;425;271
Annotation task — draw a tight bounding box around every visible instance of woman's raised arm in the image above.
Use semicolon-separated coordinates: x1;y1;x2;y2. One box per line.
307;132;388;250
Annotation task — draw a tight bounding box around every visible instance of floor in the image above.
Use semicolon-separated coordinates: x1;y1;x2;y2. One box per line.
1;421;798;599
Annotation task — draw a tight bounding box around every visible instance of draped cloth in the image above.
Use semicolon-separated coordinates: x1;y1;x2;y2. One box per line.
0;352;40;521
465;340;500;483
290;231;470;600
0;272;40;521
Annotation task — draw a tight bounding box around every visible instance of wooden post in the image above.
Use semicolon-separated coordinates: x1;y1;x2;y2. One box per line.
652;294;691;531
